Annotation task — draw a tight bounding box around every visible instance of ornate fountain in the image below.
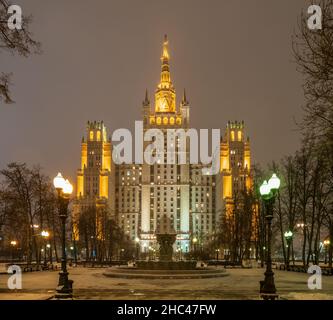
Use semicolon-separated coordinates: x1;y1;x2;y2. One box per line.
104;215;226;279
137;215;196;270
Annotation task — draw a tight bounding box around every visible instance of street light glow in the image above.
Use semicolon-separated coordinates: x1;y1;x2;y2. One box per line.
259;180;270;196
53;172;65;189
284;231;293;238
63;179;73;195
41;230;49;238
268;173;281;190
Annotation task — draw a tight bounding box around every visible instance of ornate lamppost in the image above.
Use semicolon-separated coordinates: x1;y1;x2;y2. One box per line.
53;172;73;299
259;173;280;300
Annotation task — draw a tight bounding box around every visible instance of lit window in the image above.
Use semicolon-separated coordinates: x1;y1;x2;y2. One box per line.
97;131;101;141
156;117;162;125
90;131;94;140
238;131;242;141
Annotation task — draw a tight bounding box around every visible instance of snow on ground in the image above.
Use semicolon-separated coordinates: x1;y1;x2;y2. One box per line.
0;266;332;300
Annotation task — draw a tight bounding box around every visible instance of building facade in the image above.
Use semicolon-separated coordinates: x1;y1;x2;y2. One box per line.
72;120;114;241
73;36;254;254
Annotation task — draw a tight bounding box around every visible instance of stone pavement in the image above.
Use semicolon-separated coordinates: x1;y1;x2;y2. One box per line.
0;266;332;300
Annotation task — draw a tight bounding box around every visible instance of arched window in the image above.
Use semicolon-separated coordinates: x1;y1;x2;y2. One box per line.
237;131;242;141
230;130;235;141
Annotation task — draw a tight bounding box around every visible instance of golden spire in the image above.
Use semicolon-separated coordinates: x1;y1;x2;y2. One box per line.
162;34;169;60
159;34;172;89
155;34;176;113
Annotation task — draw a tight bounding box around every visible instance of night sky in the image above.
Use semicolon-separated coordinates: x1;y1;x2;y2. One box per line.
0;0;308;182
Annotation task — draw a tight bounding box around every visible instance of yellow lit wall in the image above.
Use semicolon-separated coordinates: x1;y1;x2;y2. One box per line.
237;131;242;141
220;143;229;172
223;176;232;199
244;143;251;169
77;175;84;197
103;142;111;171
246;176;252;191
81;143;87;169
99;175;109;198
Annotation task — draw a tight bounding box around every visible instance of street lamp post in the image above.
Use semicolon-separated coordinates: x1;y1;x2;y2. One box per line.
46;244;52;264
324;240;330;265
215;249;220;261
135;237;140;260
10;240;17;262
259;173;280;300
284;230;293;268
53;172;73;299
192;237;198;254
41;230;50;268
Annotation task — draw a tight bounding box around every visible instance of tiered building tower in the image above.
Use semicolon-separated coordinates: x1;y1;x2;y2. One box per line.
74;36;254;255
73;121;114;240
219;120;252;217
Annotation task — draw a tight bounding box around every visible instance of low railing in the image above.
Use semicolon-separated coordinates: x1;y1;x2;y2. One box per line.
275;263;333;275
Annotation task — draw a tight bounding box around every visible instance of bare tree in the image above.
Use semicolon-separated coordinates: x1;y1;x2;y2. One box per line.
0;0;40;103
293;0;333;137
0;163;59;264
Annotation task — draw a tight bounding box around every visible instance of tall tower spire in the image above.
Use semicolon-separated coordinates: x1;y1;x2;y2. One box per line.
155;34;176;113
160;34;171;86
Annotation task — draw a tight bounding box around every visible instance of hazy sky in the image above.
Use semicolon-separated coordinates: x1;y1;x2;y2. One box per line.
0;0;308;181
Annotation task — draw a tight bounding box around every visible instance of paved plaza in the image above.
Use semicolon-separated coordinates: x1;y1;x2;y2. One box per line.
0;266;332;300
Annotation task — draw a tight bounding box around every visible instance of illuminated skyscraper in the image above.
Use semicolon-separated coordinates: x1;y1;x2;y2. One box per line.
73;121;114;241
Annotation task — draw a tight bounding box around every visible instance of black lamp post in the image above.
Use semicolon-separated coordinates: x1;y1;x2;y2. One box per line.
215;249;220;261
135;237;140;260
53;172;74;299
259;173;280;300
284;230;293;268
10;240;17;262
41;230;49;268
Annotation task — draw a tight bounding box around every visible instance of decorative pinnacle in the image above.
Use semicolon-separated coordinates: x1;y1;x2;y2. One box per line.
182;88;189;105
143;88;150;106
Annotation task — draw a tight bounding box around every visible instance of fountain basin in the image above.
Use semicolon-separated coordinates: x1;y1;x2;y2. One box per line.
103;266;228;279
136;260;197;270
